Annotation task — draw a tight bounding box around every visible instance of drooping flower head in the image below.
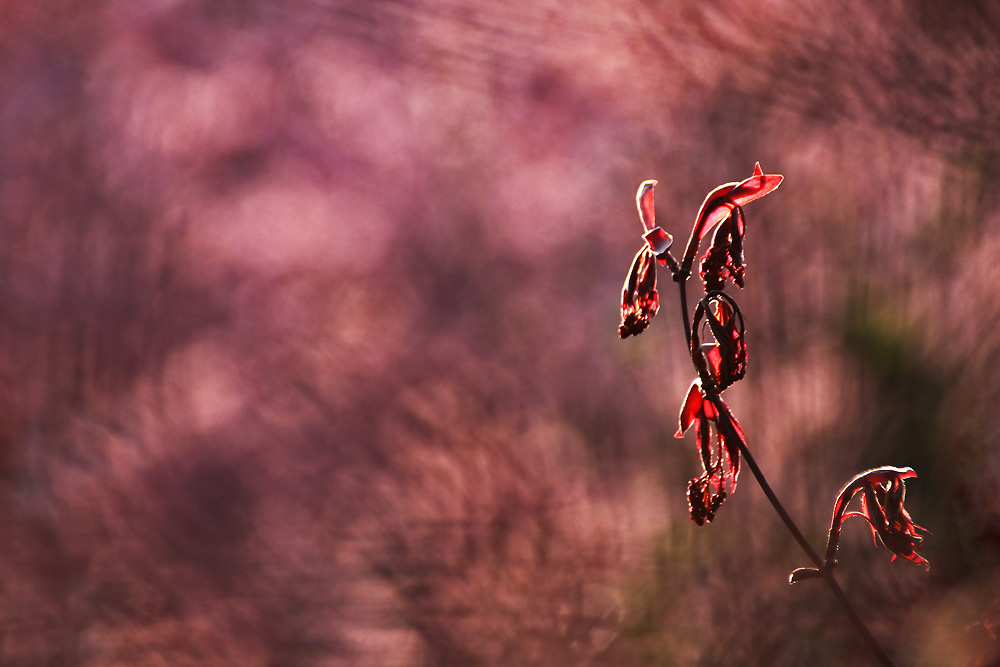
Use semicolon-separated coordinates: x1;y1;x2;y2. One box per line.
833;467;930;567
700;205;746;292
676;381;747;525
790;466;929;583
690;292;747;393
619;180;675;338
680;163;783;283
619;246;659;338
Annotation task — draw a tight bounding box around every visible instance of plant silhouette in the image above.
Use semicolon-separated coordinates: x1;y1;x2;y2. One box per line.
618;164;928;666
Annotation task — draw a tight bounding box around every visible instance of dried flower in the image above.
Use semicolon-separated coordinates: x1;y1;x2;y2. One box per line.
700;205;746;292
680;162;783;276
790;467;929;583
619;247;659;338
676;381;747;524
690;292;747;393
834;467;930;567
617;180;676;338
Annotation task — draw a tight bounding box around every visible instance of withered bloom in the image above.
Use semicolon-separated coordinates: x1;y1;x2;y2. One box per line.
619;246;659;338
836;467;929;566
700;205;746;292
680;162;782;277
676;381;747;525
619;180;674;338
690;292;747;393
790;467;929;583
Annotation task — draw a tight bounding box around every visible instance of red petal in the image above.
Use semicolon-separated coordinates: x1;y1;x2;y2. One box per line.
691;164;783;241
706;346;723;384
858;467;917;485
732;204;745;239
692;187;740;241
725;163;783;209
701;394;718;419
643;227;673;254
636;180;657;232
715;401;745;491
676;381;703;437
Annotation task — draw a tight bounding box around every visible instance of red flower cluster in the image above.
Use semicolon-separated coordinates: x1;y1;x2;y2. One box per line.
619;163;782;338
791;467;929;583
617;163;929;626
700;205;746;292
618;164;782;524
833;467;930;567
681;162;783;286
675;381;747;525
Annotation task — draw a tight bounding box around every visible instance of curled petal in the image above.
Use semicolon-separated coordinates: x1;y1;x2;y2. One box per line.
619;247;659;338
789;568;822;584
636;180;657;231
676;381;715;472
636;181;673;255
693;163;783;241
718;162;783;212
676;381;704;437
681;163;782;274
644;227;673;255
849;467;917;486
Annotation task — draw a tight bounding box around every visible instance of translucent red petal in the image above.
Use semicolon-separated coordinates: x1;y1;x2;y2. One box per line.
676;381;703;437
636;180;657;231
692;163;783;241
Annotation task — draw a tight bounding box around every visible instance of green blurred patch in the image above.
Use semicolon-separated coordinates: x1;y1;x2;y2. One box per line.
841;285;970;576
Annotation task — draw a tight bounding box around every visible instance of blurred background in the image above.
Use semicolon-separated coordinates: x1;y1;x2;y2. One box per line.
0;0;997;664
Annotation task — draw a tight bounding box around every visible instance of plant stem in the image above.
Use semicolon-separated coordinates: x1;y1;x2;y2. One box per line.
672;247;896;664
676;275;692;347
707;393;899;667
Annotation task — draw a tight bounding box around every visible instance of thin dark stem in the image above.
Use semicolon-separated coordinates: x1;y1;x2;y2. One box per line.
676;275;691;346
818;569;898;667
726;420;823;567
668;238;895;664
705;393;899;667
